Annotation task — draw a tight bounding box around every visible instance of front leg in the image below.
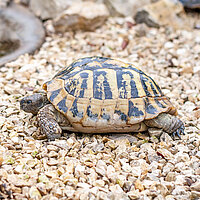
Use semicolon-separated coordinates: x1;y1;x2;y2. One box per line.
37;104;62;141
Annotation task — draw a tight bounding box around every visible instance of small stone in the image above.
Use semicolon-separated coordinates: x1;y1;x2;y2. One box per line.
165;172;176;182
148;128;163;137
191;181;200;192
66;138;75;147
36;182;47;195
29;186;42;199
14;165;24;174
120;159;132;173
135;179;144;191
105;140;116;150
156;183;168;196
142;180;156;189
47;145;59;152
116;175;126;187
47;159;58;166
93;180;105;187
38;174;49;183
52;187;63;198
45;171;58;178
11;136;19;144
177;48;187;55
107;165;116;181
157;148;174;160
165;195;175;200
77;182;91;189
0;153;3;166
164;42;174;49
48;151;58;158
127;189;140;199
57;167;65;176
195;151;200;159
27;159;37;168
180;65;193;74
191;191;200;199
175;152;190;162
172;185;190;196
109;184;129;200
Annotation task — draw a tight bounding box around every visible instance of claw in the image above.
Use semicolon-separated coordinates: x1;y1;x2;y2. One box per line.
176;130;181;139
172;124;185;139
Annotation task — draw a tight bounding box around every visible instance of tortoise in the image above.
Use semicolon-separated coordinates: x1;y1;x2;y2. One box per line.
20;56;184;141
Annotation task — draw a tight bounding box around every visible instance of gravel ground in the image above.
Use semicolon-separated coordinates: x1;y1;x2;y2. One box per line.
0;13;200;200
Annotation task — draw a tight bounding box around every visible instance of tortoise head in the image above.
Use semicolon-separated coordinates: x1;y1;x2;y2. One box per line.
20;93;49;115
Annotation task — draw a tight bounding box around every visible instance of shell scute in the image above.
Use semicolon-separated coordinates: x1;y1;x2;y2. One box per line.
127;98;145;124
82;98;102;126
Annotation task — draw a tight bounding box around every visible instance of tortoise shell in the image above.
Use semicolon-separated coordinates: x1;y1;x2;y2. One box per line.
43;56;177;132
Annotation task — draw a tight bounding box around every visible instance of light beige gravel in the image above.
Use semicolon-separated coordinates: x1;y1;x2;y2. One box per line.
0;14;200;199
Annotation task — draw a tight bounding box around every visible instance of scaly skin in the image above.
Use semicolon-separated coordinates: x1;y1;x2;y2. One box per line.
37;104;62;141
144;113;185;138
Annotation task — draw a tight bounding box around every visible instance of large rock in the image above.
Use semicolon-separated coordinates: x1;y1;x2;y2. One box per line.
134;0;192;30
104;0;151;17
0;3;45;66
179;0;200;9
53;1;109;32
30;0;81;20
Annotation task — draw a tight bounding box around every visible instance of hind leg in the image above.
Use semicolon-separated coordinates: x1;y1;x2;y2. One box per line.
144;113;185;138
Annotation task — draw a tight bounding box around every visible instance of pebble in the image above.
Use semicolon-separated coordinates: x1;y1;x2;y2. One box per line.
165;172;176;182
191;181;200;192
29;186;42;199
164;42;174;49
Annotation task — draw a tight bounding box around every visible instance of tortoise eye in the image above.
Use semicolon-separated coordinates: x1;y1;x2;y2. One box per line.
27;100;32;104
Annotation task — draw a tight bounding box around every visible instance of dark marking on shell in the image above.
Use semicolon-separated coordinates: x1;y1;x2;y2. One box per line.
128;65;145;74
129;65;163;96
116;70;139;98
93;70;112;100
65;79;79;96
78;72;88;98
154;98;166;108
114;110;127;121
148;77;163;96
128;100;144;117
49;88;61;102
70;98;83;118
144;97;158;114
72;57;94;68
87;105;98;121
101;62;118;69
82;65;101;71
140;74;152;97
57;96;68;113
150;82;160;97
101;109;110;121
